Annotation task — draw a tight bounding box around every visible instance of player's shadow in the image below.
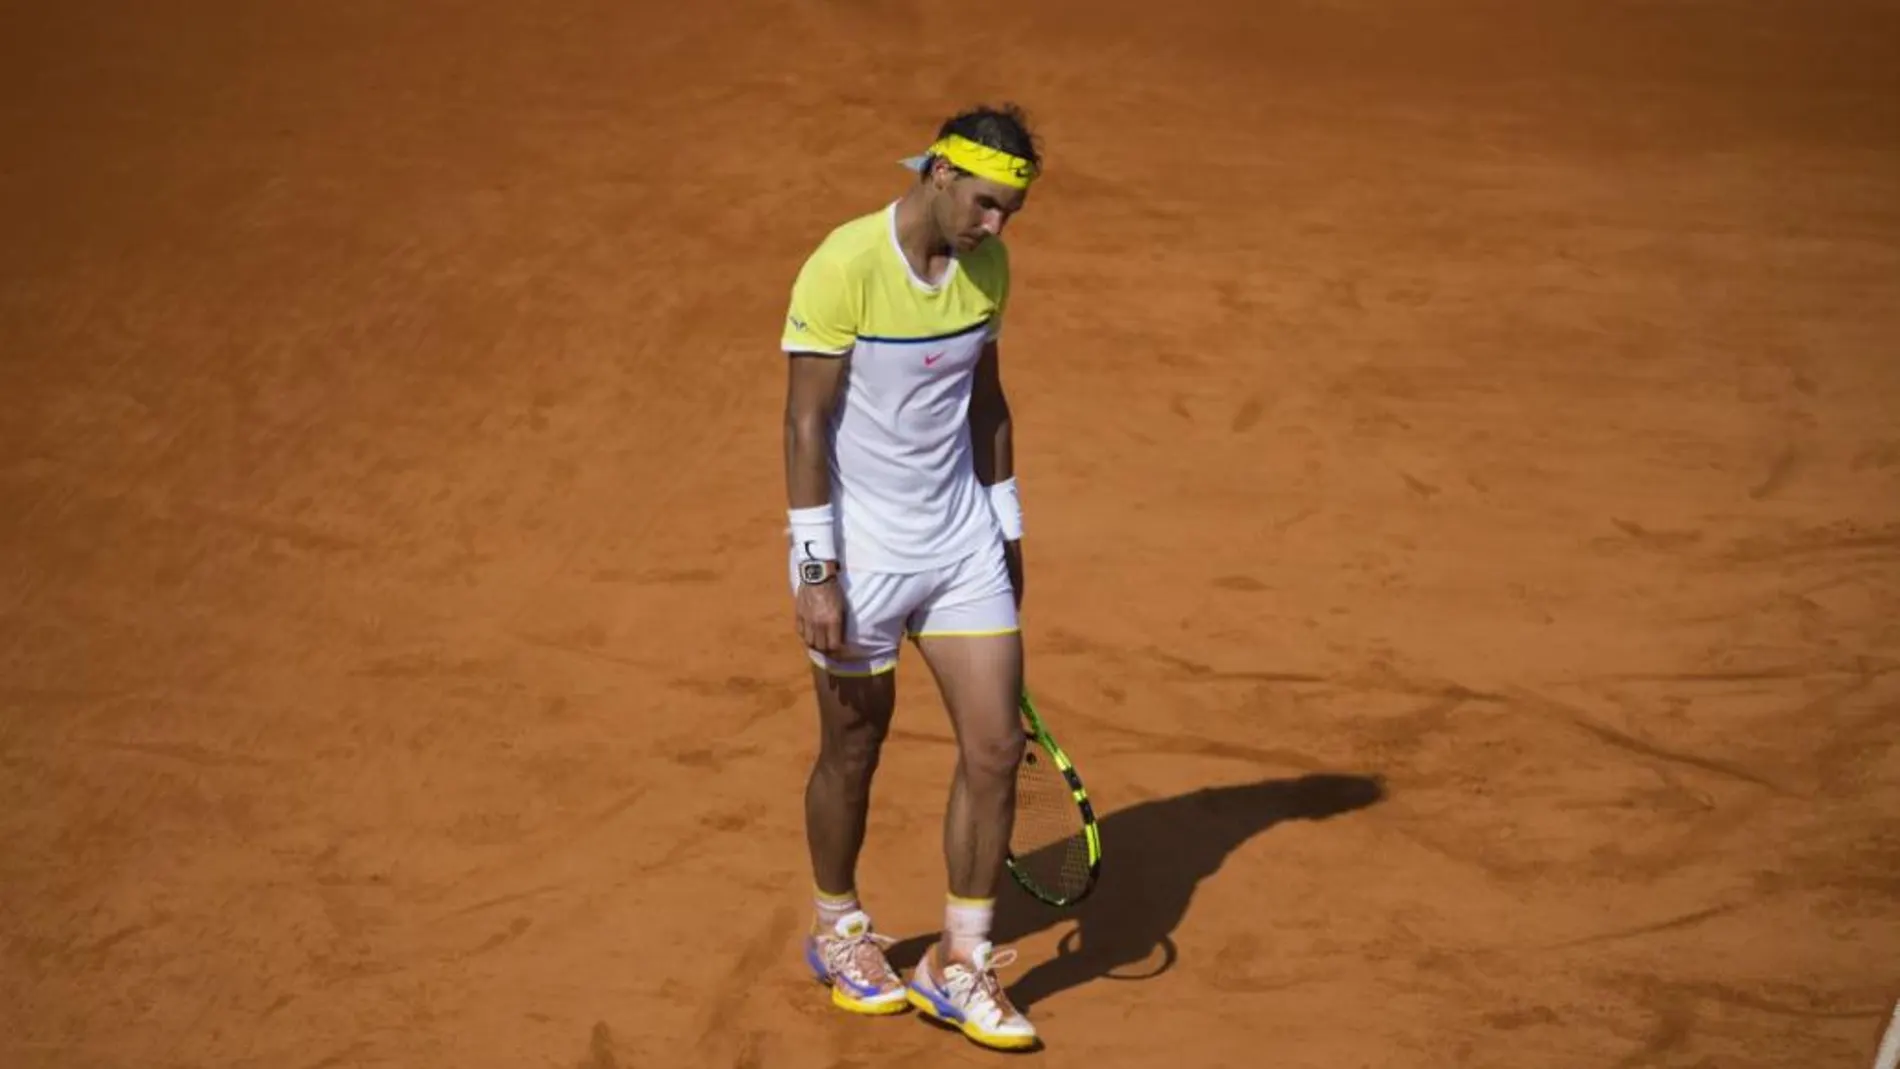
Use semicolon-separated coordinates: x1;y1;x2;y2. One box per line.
887;772;1385;1009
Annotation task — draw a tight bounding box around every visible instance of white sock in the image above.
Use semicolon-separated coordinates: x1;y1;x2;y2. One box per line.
814;886;861;933
944;894;995;962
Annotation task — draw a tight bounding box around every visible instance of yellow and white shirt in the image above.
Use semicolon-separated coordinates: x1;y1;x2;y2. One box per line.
781;202;1011;574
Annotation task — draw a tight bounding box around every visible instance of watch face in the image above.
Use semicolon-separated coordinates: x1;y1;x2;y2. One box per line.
799;561;829;583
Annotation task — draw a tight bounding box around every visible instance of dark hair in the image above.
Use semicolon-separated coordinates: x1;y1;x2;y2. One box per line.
922;102;1042;180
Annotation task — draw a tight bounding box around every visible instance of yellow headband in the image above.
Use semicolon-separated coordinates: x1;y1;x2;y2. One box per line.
927;134;1039;189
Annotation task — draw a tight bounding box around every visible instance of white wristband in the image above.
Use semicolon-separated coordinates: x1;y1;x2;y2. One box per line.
986;477;1023;541
787;502;837;561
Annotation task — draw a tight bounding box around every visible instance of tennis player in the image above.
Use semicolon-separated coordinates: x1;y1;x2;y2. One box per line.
779;103;1042;1051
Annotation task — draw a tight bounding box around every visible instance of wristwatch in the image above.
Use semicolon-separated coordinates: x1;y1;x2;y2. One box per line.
798;558;838;585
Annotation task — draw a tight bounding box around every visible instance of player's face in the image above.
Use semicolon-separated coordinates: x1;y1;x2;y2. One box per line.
939;173;1027;252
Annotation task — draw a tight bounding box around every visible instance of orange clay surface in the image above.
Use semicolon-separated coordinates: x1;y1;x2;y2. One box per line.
3;2;1898;1067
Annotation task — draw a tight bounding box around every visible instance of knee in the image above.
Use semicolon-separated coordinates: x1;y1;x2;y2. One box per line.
959;729;1022;786
817;718;887;784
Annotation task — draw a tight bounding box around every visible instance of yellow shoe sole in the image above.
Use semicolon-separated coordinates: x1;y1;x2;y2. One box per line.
832;986;910;1016
905;987;1040;1051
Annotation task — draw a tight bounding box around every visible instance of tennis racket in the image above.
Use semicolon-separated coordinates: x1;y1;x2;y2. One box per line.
1004;687;1102;907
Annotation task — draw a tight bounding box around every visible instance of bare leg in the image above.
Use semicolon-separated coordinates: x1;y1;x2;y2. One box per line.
800;668;910;1015
914;632;1024;956
804;668;897;899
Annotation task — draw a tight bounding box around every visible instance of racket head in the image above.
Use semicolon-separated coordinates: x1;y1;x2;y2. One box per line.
1004;689;1103;907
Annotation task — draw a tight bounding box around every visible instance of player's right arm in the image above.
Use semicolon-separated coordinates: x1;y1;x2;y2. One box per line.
783;354;844;515
780;246;858;656
784;353;848;656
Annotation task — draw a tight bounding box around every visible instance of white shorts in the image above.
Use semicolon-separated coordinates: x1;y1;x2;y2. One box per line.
787;541;1019;677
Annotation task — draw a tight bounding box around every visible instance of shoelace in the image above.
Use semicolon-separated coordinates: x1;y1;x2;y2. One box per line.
943;948;1021;1018
825;930;899;987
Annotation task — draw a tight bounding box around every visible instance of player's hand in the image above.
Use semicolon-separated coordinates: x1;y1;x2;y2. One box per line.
795;576;847;655
1003;539;1024;609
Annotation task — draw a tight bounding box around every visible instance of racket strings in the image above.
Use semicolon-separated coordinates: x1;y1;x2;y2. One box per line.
1010;741;1092;899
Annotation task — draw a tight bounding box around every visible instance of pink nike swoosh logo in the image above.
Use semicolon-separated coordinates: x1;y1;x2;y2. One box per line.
923;351;946;367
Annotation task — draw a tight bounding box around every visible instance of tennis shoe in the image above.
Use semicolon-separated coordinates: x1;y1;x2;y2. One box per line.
906;941;1039;1051
804;910;909;1015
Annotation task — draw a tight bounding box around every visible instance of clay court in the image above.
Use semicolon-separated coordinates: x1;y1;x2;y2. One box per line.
4;1;1898;1066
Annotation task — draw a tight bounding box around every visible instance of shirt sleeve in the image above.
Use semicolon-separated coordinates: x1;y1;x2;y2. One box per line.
780;245;858;355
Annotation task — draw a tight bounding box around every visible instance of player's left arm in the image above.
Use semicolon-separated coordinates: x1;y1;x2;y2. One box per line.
970;338;1024;605
971;338;1013;485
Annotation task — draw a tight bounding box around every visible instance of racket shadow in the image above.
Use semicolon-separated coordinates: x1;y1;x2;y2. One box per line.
887;772;1385;1009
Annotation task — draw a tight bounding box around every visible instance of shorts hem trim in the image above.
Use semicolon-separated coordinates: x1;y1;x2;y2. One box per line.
907;627;1022;640
806;651;898;677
